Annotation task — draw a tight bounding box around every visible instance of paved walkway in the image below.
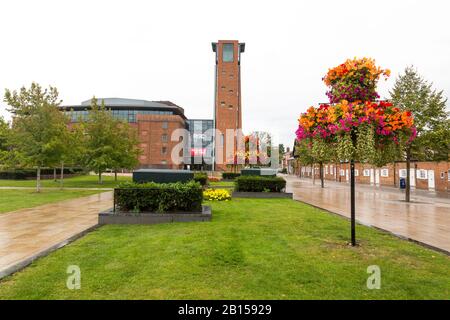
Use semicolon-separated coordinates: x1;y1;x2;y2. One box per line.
0;192;113;278
284;175;450;254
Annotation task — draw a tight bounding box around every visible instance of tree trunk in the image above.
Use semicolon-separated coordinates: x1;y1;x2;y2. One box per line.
405;147;411;202
312;164;315;185
53;168;57;182
320;162;324;188
114;170;117;181
60;162;64;190
98;171;103;184
36;167;41;193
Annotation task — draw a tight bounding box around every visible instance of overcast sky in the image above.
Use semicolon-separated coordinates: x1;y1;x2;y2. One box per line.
0;0;449;147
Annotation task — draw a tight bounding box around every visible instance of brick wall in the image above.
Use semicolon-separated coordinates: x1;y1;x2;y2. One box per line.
214;40;243;171
296;161;450;192
136;114;186;169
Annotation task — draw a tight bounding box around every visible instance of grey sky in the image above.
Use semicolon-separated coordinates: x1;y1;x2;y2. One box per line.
1;0;449;148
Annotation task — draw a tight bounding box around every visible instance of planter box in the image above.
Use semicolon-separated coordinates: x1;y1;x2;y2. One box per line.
232;192;293;199
241;168;277;177
99;205;211;225
133;169;194;184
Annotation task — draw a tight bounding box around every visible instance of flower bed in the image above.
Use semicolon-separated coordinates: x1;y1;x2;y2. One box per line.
203;188;231;201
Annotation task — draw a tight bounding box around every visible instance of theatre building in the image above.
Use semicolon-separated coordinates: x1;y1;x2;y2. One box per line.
61;39;245;171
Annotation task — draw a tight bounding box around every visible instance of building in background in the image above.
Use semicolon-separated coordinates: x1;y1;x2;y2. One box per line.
61;40;246;171
61;98;187;169
212;40;245;171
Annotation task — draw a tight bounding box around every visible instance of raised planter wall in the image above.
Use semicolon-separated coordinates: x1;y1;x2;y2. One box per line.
99;205;211;225
133;169;194;184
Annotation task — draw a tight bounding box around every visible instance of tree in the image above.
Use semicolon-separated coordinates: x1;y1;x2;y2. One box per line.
390;66;449;202
82;97;140;183
293;138;314;179
4;83;67;192
58;122;85;188
278;143;285;166
110;122;140;181
311;138;335;188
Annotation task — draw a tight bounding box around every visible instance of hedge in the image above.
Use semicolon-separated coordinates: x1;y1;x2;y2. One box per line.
0;168;84;180
115;181;203;213
193;172;208;186
222;172;241;180
235;176;286;192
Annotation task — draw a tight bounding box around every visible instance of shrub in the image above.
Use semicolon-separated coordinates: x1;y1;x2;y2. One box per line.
193;172;208;186
222;172;241;180
235;176;286;192
280;168;287;174
203;189;231;201
208;176;220;182
0;168;84;180
115;181;203;213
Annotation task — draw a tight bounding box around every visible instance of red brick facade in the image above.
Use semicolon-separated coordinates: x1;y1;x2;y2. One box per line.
213;40;244;171
136;114;185;169
295;161;450;193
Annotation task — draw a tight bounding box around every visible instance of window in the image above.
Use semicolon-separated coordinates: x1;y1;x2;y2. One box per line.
161;147;167;155
340;169;345;176
399;169;407;178
448;170;450;181
222;43;234;62
228;105;233;109
380;169;389;177
161;160;167;165
161;134;168;142
363;169;370;177
220;101;226;107
355;169;359;177
221;86;226;90
417;169;427;180
162;121;168;129
325;165;328;175
440;172;445;179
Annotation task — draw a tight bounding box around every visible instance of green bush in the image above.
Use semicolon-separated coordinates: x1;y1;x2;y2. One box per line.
193;172;208;186
115;181;203;213
222;172;241;180
235;176;286;192
0;168;84;180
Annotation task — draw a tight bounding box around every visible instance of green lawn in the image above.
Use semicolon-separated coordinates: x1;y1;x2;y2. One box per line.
0;198;448;299
0;189;104;213
0;174;131;189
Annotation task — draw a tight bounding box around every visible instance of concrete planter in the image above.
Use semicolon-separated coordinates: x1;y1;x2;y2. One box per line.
99;205;211;225
232;192;293;199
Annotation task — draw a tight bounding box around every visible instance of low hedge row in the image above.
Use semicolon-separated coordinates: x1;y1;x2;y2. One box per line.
115;181;203;213
0;168;84;180
193;172;208;186
235;176;286;192
222;172;241;180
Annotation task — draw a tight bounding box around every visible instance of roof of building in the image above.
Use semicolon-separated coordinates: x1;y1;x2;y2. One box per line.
79;98;183;112
60;98;185;118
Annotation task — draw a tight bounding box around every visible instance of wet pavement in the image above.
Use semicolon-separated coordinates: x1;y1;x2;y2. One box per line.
0;192;113;278
285;175;450;254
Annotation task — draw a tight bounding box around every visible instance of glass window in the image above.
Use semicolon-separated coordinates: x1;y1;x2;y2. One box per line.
162;121;168;129
161;147;167;155
162;134;168;142
222;43;234;62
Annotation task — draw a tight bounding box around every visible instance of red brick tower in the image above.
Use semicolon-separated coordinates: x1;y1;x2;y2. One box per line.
212;40;245;171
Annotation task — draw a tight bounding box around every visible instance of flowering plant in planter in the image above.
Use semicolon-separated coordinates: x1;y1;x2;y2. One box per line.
323;57;391;103
296;57;416;245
